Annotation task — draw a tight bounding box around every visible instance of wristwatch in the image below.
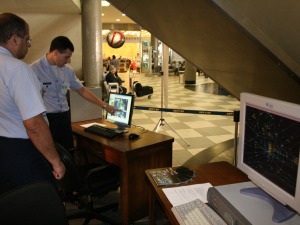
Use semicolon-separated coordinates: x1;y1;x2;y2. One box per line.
102;103;108;109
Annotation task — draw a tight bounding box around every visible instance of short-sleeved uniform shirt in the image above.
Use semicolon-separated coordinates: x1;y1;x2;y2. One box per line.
30;55;83;113
0;47;46;139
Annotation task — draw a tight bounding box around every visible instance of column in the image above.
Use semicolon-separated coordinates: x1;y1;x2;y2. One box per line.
184;60;197;86
151;35;159;73
81;0;102;88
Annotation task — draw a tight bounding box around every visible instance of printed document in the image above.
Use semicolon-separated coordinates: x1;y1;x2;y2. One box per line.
80;122;106;128
162;183;212;206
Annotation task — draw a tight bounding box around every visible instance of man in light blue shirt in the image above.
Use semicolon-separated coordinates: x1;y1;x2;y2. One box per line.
31;36;116;149
0;13;65;193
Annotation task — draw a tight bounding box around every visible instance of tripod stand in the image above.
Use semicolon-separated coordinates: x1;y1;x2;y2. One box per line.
153;110;190;146
153;44;190;146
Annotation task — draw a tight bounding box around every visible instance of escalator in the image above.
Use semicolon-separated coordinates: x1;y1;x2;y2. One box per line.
109;0;300;104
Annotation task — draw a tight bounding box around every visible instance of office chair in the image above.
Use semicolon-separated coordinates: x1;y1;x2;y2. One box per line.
0;181;68;225
102;81;120;103
55;143;120;225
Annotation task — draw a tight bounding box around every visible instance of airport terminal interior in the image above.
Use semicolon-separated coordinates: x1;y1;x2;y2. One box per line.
68;71;239;225
1;0;300;225
122;72;239;166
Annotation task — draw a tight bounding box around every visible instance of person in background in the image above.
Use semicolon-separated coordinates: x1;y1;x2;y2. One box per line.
110;55;119;76
31;36;117;149
0;13;65;193
135;52;141;73
130;60;137;71
106;65;127;94
102;64;108;80
171;60;179;75
106;56;111;71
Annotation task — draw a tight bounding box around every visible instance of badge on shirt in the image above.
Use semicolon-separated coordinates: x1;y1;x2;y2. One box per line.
43;82;52;85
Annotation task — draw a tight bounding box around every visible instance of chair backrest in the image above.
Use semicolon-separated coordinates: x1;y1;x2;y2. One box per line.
0;182;68;225
55;143;82;192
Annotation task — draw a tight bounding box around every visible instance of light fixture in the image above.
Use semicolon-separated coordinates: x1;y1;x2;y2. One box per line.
102;30;110;35
101;1;110;7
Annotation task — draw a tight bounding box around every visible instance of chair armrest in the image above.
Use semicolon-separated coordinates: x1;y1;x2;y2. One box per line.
84;164;120;191
66;147;80;153
66;147;89;165
108;82;119;93
108;82;119;88
85;164;111;178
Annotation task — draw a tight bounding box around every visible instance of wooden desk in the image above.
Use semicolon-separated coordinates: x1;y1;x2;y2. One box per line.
145;161;249;225
72;119;174;225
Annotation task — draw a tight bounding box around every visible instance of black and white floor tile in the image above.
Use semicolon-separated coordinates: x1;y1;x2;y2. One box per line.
68;72;240;225
126;72;240;166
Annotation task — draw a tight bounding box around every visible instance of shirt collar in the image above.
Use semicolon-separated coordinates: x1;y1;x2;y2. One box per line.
0;46;13;57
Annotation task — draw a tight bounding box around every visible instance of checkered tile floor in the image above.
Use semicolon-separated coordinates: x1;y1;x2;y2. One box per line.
121;72;240;166
68;72;240;225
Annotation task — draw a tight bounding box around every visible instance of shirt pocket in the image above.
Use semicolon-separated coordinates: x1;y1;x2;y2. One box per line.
42;82;56;98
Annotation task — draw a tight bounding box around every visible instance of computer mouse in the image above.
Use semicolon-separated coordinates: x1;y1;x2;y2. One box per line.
128;133;140;140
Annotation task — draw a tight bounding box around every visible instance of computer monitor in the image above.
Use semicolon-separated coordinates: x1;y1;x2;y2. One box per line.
237;92;300;223
106;92;135;131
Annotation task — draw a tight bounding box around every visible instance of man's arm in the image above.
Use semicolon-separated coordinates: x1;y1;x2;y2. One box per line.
23;114;65;180
76;86;116;114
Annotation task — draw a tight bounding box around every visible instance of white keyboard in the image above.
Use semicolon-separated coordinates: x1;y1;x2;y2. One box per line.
171;199;227;225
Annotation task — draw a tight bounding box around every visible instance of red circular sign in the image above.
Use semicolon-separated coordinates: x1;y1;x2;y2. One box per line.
106;31;125;48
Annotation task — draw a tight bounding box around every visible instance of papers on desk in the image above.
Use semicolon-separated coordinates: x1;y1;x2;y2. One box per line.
162;183;213;206
80;122;106;128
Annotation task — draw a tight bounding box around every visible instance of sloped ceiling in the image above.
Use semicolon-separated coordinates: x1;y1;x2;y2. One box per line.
1;0;299;104
108;0;300;104
0;0;81;14
0;0;135;23
212;0;300;80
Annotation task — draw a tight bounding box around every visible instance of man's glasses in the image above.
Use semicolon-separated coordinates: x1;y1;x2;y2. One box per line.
19;36;31;45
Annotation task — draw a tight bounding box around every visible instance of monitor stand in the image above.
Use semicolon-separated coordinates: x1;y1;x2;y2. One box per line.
105;121;128;133
115;124;128;133
240;187;296;223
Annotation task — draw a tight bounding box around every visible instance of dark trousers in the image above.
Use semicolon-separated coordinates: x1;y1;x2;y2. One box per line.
47;111;74;150
0;137;56;194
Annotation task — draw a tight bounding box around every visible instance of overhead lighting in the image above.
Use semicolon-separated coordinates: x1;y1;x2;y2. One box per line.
101;1;110;7
116;19;120;22
102;30;110;35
